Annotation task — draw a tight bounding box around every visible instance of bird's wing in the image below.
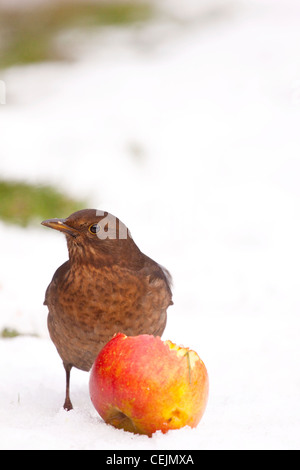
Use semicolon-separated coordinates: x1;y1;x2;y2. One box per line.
43;261;69;306
139;257;173;307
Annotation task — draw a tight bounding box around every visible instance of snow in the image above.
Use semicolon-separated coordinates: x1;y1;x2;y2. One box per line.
1;0;300;450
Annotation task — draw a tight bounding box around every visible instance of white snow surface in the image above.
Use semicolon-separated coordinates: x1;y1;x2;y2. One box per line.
1;0;300;450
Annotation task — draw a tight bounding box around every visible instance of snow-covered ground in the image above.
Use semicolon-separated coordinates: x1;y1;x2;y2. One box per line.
1;0;300;449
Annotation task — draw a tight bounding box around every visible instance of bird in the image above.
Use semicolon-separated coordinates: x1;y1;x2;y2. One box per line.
42;209;173;411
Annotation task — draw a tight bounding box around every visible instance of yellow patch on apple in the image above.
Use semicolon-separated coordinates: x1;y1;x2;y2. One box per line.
89;333;209;437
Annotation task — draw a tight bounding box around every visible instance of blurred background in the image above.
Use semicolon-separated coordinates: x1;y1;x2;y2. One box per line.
1;0;300;337
1;0;300;339
1;0;300;448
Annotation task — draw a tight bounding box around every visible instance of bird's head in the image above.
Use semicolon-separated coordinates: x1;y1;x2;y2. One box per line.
41;209;141;267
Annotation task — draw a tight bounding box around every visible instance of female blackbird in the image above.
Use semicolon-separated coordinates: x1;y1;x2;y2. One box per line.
42;209;173;410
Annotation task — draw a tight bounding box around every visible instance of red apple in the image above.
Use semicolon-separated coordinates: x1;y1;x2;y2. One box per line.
89;333;209;436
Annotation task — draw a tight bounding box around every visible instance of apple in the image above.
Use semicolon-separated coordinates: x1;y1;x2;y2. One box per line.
89;333;209;436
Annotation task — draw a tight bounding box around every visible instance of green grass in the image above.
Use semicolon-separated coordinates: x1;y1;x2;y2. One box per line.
0;180;87;227
0;327;39;338
0;1;153;69
0;328;20;338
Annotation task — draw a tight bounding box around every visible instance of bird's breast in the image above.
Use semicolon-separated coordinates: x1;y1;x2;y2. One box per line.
56;264;148;331
46;262;169;371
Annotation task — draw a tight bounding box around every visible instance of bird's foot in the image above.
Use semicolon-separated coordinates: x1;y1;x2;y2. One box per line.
63;398;73;411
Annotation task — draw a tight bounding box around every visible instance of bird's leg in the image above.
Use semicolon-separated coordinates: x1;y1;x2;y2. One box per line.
63;362;73;411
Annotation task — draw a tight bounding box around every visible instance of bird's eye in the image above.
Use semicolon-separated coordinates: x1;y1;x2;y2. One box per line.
88;223;100;235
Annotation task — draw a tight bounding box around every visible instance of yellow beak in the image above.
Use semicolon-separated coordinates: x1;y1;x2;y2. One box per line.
41;218;79;238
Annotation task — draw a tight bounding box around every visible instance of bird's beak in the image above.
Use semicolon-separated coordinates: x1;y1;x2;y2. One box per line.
41;218;79;238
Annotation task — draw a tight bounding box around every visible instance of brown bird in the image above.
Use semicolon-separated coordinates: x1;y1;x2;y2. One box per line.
42;209;173;411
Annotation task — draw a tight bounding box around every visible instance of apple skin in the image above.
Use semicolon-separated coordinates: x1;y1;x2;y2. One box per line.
89;333;209;436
